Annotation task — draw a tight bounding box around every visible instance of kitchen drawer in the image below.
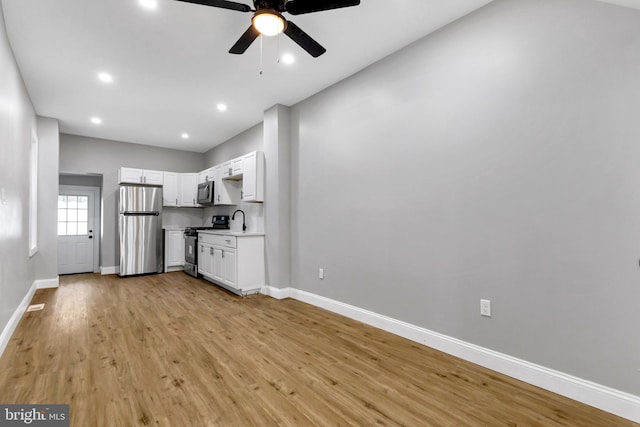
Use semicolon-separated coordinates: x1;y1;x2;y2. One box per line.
198;233;236;248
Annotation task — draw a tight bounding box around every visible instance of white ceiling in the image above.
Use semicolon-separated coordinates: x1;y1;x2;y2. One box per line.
1;0;494;152
3;0;639;153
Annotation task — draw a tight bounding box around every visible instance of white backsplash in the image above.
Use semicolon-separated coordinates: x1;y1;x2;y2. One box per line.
203;202;264;233
162;207;207;227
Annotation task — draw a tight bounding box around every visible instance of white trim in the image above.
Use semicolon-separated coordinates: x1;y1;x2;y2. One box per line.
266;287;640;423
34;277;59;289
100;266;119;275
260;285;291;299
0;281;37;359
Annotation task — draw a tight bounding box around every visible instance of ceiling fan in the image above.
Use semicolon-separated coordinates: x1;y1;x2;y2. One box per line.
176;0;361;57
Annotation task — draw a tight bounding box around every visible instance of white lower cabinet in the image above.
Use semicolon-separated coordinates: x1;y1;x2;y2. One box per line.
164;229;185;272
197;231;264;295
198;243;215;277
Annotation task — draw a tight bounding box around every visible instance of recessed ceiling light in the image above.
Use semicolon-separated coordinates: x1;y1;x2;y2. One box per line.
281;54;295;65
217;103;228;112
139;0;158;10
97;72;113;83
181;133;189;139
90;117;102;125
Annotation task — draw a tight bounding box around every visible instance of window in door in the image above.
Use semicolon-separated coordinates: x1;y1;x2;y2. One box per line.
58;195;89;236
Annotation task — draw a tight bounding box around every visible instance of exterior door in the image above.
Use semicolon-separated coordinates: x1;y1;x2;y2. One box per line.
58;187;98;274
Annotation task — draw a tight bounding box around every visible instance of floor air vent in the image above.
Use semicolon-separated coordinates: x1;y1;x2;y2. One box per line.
27;303;45;312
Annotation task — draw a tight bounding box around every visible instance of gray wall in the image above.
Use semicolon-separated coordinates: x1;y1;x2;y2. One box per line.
203;123;263;167
59;174;102;188
59;134;205;268
0;4;36;341
290;0;640;396
33;117;60;282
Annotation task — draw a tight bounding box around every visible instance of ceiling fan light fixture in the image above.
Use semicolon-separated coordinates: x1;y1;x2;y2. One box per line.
252;10;286;36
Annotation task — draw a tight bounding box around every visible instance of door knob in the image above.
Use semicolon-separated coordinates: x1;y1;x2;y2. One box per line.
88;236;93;239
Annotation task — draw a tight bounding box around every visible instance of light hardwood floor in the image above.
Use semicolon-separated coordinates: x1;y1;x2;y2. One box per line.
0;272;636;426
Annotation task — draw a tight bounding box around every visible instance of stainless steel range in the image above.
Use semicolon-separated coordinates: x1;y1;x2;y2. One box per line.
183;216;229;277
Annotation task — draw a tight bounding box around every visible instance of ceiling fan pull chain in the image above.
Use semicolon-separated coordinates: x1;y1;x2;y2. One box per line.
259;35;263;75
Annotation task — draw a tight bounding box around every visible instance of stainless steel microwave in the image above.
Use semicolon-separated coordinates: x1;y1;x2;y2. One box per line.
197;181;214;206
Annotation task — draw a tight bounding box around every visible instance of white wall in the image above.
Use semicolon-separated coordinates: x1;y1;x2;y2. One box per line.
59;134;205;269
289;0;640;396
0;4;36;343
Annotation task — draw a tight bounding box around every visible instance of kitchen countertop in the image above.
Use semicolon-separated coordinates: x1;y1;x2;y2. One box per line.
163;226;187;231
198;230;265;237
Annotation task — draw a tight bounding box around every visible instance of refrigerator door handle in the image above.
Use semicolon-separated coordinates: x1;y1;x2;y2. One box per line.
122;211;160;216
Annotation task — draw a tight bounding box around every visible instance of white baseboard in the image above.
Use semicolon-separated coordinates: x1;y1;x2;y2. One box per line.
0;281;37;360
261;286;640;423
260;285;291;300
100;266;119;275
34;277;59;289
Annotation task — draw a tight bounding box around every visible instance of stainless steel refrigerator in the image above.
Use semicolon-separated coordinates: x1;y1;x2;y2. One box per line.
118;185;163;276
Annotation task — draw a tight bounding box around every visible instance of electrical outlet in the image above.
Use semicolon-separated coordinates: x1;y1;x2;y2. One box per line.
480;299;491;317
319;268;324;280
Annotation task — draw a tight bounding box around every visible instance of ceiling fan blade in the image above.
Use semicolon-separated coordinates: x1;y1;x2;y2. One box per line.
285;0;359;15
175;0;251;12
229;25;261;54
283;21;326;57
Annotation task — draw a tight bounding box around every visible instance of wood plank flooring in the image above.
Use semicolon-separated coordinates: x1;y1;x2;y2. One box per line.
0;272;636;426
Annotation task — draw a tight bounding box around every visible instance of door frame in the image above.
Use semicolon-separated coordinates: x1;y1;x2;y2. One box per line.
58;185;101;273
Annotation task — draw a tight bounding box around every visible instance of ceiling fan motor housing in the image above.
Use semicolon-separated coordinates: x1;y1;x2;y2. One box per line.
254;0;287;12
176;0;361;57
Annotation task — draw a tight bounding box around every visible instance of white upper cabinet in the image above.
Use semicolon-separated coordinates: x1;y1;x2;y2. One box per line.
118;167;164;185
232;158;243;176
216;151;265;203
125;150;263;209
162;172;200;208
220;161;234;179
198;167;215;184
180;173;198;207
144;170;164;185
240;151;264;202
213;165;240;205
163;172;179;206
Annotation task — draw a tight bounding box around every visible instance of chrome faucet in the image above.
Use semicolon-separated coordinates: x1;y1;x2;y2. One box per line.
232;209;246;232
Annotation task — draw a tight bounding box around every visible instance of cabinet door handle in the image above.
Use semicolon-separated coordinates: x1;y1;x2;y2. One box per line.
240;190;243;200
222;249;224;258
193;198;195;205
200;245;203;252
175;198;178;205
228;167;232;175
210;247;213;255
